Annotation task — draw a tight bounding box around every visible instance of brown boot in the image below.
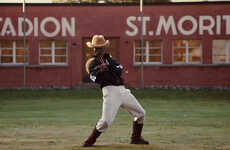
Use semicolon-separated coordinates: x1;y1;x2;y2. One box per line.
82;127;101;147
130;121;149;144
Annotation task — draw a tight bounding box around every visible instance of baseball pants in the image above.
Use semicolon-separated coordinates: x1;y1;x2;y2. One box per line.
96;85;146;132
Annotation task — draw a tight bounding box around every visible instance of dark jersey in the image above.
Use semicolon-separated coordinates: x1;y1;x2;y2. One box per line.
88;53;124;88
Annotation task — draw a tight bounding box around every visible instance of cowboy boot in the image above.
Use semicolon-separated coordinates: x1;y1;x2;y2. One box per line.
82;127;102;147
130;121;149;144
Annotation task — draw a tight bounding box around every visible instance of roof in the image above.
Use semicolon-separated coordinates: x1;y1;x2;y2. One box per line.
0;1;230;6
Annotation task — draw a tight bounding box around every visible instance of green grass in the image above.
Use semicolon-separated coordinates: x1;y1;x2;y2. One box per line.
0;88;230;150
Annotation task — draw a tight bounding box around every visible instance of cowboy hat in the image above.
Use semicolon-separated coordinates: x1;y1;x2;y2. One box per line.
86;35;110;48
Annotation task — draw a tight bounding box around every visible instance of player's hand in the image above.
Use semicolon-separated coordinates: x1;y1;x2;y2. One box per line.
100;63;108;71
94;63;108;71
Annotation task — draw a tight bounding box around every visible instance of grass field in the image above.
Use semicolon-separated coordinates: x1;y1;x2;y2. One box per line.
0;88;230;150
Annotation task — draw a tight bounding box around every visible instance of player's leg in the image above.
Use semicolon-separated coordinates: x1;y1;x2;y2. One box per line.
82;86;121;147
82;127;101;147
120;88;146;123
120;87;149;144
96;91;121;132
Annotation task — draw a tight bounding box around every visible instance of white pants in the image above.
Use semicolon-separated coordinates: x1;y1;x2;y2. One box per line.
96;85;146;132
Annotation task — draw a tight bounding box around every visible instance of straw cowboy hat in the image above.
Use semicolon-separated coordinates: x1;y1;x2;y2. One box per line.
86;35;110;48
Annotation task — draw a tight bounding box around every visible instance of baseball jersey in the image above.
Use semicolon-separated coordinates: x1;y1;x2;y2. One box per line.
88;53;124;88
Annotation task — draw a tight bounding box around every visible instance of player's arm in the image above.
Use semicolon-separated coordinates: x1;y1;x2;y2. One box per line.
104;54;123;76
86;58;104;83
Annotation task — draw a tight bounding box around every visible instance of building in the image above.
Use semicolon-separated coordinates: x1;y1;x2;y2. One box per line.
0;2;230;88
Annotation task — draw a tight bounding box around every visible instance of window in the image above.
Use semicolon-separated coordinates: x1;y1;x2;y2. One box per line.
39;40;67;65
134;40;162;64
0;41;28;64
173;40;202;64
212;40;230;64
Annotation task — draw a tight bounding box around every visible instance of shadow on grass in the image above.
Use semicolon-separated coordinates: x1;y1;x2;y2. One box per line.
70;144;160;150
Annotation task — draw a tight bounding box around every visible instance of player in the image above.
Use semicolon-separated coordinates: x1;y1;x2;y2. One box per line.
82;35;149;147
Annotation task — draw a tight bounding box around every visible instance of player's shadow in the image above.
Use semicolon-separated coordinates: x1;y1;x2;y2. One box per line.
71;144;157;150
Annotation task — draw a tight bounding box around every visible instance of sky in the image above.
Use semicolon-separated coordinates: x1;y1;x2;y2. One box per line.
0;0;229;3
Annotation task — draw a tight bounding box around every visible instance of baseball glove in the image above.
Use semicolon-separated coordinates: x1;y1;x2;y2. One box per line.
85;57;95;74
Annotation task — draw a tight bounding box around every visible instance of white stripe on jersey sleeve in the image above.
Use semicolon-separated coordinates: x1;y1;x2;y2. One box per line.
116;64;123;69
90;74;96;82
